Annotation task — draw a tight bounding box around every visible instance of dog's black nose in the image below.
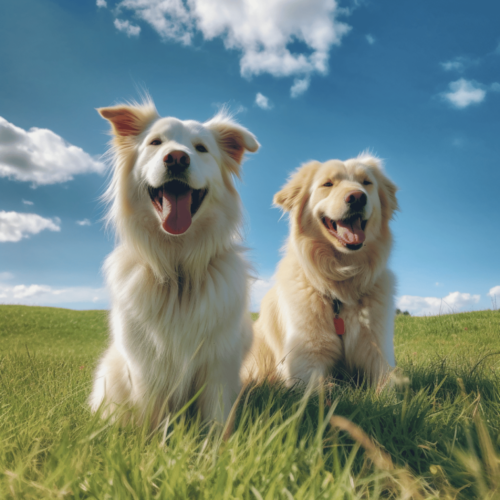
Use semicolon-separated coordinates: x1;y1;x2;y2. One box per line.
345;190;367;209
164;150;190;174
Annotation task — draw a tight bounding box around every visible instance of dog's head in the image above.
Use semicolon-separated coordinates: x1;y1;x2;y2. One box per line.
99;100;259;244
275;154;398;255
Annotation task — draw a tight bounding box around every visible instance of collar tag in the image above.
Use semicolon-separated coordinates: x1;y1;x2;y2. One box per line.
334;317;345;335
332;298;345;335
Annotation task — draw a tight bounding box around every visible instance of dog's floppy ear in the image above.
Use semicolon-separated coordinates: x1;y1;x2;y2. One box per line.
274;161;320;212
358;154;399;217
98;101;159;137
206;115;259;177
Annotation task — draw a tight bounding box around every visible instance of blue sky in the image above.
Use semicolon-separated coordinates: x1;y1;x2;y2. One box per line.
1;0;499;315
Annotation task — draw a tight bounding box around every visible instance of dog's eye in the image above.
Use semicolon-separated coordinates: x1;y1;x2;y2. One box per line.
323;181;333;187
363;180;372;186
150;139;162;146
195;144;208;153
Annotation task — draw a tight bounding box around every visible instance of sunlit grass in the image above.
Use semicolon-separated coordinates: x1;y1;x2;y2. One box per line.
1;305;499;498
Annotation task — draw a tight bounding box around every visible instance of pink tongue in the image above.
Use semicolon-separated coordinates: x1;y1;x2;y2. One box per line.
162;190;193;235
336;218;365;245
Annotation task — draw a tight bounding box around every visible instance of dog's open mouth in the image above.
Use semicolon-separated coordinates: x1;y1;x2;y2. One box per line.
322;214;367;251
148;180;207;235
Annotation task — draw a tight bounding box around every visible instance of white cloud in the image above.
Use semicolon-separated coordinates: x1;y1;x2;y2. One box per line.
0;272;14;281
442;79;486;108
397;292;480;316
119;0;193;44
0;211;61;243
250;276;275;312
234;105;248;114
76;219;92;226
114;18;141;37
488;286;500;298
441;58;466;72
96;0;107;7
365;34;375;45
255;93;273;110
290;77;310;98
22;199;34;205
115;0;351;93
12;284;53;299
0;116;105;185
0;282;109;307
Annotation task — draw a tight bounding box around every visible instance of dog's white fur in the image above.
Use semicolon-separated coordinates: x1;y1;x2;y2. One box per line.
89;99;259;425
243;155;398;388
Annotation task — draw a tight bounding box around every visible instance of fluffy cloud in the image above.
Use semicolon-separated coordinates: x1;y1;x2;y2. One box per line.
440;57;466;72
255;93;273;110
112;0;351;92
365;34;375;45
250;276;275;312
0;116;105;185
290;77;310;98
488;286;500;307
442;79;486;108
76;219;92;226
0;211;61;243
114;18;141;37
97;0;107;7
0;282;109;307
397;292;480;316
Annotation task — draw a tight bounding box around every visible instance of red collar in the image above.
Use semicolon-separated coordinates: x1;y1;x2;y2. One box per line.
333;299;345;335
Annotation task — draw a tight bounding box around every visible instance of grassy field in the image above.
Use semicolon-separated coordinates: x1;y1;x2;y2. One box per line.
1;305;499;499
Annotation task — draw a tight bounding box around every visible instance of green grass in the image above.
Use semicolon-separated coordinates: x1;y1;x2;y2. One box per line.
1;305;500;499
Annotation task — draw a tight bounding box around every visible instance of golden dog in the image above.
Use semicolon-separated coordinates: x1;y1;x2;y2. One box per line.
244;154;398;387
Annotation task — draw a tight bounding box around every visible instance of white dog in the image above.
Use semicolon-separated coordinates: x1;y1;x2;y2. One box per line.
89;99;259;425
244;155;398;388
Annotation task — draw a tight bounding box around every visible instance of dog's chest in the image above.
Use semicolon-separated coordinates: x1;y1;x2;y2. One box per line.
333;296;379;354
112;256;246;355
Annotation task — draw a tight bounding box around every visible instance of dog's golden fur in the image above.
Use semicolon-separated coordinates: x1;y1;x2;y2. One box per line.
243;154;398;387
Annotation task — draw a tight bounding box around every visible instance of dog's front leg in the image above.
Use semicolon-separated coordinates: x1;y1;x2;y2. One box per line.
280;331;343;388
198;353;242;424
89;342;134;419
344;275;397;387
276;284;344;388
